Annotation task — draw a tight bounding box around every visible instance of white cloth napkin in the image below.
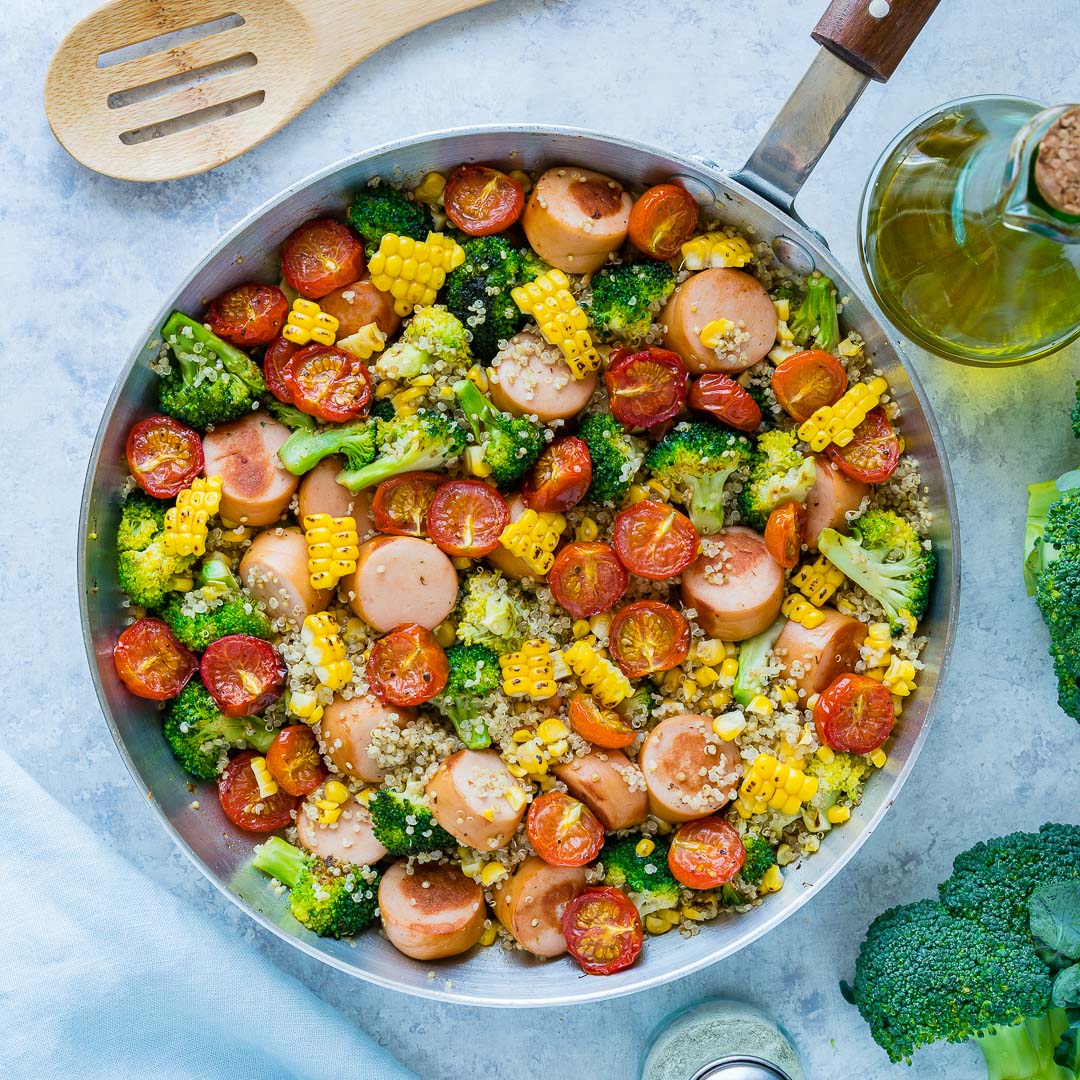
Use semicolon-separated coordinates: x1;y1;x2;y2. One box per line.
0;748;417;1080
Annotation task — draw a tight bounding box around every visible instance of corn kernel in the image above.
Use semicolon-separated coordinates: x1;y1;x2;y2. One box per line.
562;640;633;707
815;745;835;764
546;738;569;759
511;268;600;378
709;689;733;711
498;509;567;576
481;862;509;886
503;786;527;813
827;805;851;825
572;619;591;639
695;666;719;687
626;484;650;504
747;695;774;717
500;640;558;701
511;728;532;744
798;376;889;452
806;693;820;712
681;905;705;921
337;322;386;360
163;476;222;557
869;748;888;769
170;575;195;593
719;657;740;680
433;620;456;648
713;711;746;741
354;787;376;806
452;556;472;570
323;780;350;805
480;807;495;822
303;513;359;591
635;837;656;858
681;233;753;270
575;516;599;542
681;677;699;702
249;756;278;799
699;318;735;348
758;865;784;894
777;685;800;706
645;913;675;935
507;763;528;778
479;923;499;946
463;444;493;478
283;296;339;346
465;364;489;393
537;718;569;744
368;231;466;316
413;172;447;204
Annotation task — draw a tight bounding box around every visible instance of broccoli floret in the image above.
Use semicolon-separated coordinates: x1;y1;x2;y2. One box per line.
336;410;466;492
374;305;472;381
276;418;377;476
731;617;786;707
116;489;167;549
253;835;381;938
601;834;681;917
431;643;500;748
156;312;266;430
159;555;272;650
453;379;544;487
587;261;676;343
578;412;646;504
619;684;657;729
805;751;871;831
789;273;840;353
818;509;936;633
370;397;396;422
346;186;432;251
738;429;817;532
455;569;527;653
1036;554;1080;721
368;788;455;855
646;421;753;534
162;679;275;780
116;491;194;609
740;835;776;887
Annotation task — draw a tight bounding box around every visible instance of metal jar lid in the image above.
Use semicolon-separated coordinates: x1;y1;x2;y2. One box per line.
690;1056;793;1080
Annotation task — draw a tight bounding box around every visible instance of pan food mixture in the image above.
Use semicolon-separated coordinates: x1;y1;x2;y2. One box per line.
112;163;934;975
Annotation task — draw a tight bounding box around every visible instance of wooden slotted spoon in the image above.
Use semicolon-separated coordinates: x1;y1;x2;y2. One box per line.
45;0;497;182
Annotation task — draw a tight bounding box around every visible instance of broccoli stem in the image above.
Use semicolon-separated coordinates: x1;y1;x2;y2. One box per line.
974;1012;1073;1080
454;379;495;434
252;835;308;888
337;456;400;493
442;704;492;749
266;401;318;433
162;312;266;394
278;427;347;475
686;472;733;535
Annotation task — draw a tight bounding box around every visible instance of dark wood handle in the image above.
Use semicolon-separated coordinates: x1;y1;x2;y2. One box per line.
812;0;942;82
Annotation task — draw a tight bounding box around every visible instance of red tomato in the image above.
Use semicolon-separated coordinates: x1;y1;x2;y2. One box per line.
522;437;593;513
372;472;444;536
562;886;643;976
367;624;449;707
218;750;299;833
826;407;901;484
771;349;848;423
113;618;197;701
265;725;327;797
568;692;636;749
548;542;628;619
205;283;288;346
283;344;372;422
200;635;286;718
604;348;688;430
281;218;365;299
688;373;763;433
444;164;525;236
608;601;690;678
764;501;807;569
628;184;699;260
125;415;204;498
526;791;606;867
814;673;896;754
426;480;509;557
613;501;699;581
263;337;298;404
668;817;746;889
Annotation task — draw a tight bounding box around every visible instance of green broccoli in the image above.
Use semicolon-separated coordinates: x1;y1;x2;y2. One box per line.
789;273;840;354
578;412;646;504
159;555;272;650
116;491;194;609
346;186;432;250
601;834;681;917
432;643;500;748
368;788;455;855
731;617;785;707
374;305;472;382
804;751;871;831
738;429;817;532
1036;555;1080;722
587;261;676;343
117;489;167;551
740;835;777;887
453;379;544;487
370;397;396;422
276;417;377;476
336;410;466;492
619;684;657;729
455;568;528;653
646;421;753;534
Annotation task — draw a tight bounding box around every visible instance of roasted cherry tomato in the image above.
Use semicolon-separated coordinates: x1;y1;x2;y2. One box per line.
826;407;901;484
372;472;444;536
814;672;896;754
444;164;525;236
604;347;688;429
568;692;636;749
771;349;848;423
526;791;606;867
668;817;746;890
548;541;628;619
218;750;299;833
426;479;509;557
283;344;372;422
113;618;197;701
764;501;807;569
608;600;691;678
367;624;449;707
263;337;299;404
200;635;286;718
613;500;700;581
125;415;204;498
561;886;643;976
281;218;365;299
628;183;699;260
522;436;593;513
688;372;763;433
205;282;289;346
265;725;327;797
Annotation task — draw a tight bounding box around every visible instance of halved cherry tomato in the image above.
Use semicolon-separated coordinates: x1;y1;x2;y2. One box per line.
265;724;327;797
283;344;372;422
205;283;289;346
372;472;444;536
113;618;198;701
526;791;605;867
367;624;449;707
444;164;525;236
426;480;509;557
771;349;848;423
522;436;593;513
548;542;628;619
826;407;901;484
764;501;807;569
604;347;688;429
263;337;298;404
200;635;286;718
628;183;699;260
561;886;643;976
814;672;895;754
608;600;690;678
668;817;746;890
568;692;636;749
218;750;299;833
613;501;700;581
125;415;204;498
281;218;365;299
688;372;763;433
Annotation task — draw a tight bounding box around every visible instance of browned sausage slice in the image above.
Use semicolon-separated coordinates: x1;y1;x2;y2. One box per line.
552;749;648;831
425;750;526;851
804;457;870;550
486;494;542;581
318;276;401;339
774;608;868;697
317;694;414;783
239;526;331;626
295;793;388;865
492;856;586;957
297;456;375;531
488;332;598;422
379;861;486;961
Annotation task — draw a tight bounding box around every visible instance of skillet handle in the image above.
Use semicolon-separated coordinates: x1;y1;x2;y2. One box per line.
813;0;943;82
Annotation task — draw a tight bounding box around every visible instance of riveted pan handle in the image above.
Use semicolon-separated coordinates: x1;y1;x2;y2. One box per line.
813;0;943;82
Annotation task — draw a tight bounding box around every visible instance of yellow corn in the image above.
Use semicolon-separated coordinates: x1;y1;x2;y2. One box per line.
503;786;528;813
758;865;784;894
681;904;706;921
323;780;350;805
547;738;569;759
163;476;222;557
497;508;567;576
481;861;510;886
869;748;888;769
713;711;747;741
645;913;676;935
303;513;359;591
806;693;820;712
287;690;324;725
511;728;533;744
375;378;397;399
499;640;558;700
882;656;917;696
695;666;719;687
699;318;736;349
681;677;699;702
170;575;195;593
301;612;353;691
510;736;548;776
782;592;827;629
815;745;835;764
797;376;889;452
511;268;600;378
695;639;728;667
249;756;278;799
791;556;847;606
562;639;633;707
413;172;447;204
827;805;851;825
336;320;387;361
709;689;733;711
316;799;343;825
575;516;599;542
367;231;466;316
479;923;499;946
391;384;428;417
626;484;650;505
774;297;791;322
719;657;740;681
282;296;339;346
464;364;489;393
433;620;456;648
572;619;591;639
736;753;818;818
537;718;569;744
589;611;613;639
747;695;774;717
838;333;864;358
635;837;656;858
463;445;493;478
681;232;754;270
777;685;800;707
508;169;532;193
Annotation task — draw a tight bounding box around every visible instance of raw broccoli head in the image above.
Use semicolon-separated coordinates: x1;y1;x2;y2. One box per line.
646;421;753;534
158;558;272;651
276;417;377;476
432;642;501;748
116;491;194;609
740;835;776;887
737;428;817;531
369;788;455;855
455;568;527;653
789;273;840;353
601;834;681;917
346;186;433;251
805;750;871;831
374;305;472;381
587;261;676;343
578;412;646;504
453;379;544;487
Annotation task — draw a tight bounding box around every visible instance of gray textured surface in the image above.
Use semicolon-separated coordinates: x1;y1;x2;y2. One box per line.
5;0;1079;1077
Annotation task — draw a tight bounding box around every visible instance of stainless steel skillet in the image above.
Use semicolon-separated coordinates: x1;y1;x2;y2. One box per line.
79;0;959;1006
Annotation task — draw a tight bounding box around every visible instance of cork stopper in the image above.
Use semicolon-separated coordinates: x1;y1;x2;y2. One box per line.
1035;106;1080;215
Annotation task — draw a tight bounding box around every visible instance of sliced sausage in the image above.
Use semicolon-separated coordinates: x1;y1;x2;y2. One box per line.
805;457;870;550
317;694;414;783
774;608;868;697
295;793;387;865
638;713;741;823
522;167;633;274
297;456;375;532
488;332;598;422
425;750;526;851
486;493;541;581
661;268;778;374
680;526;784;641
202;412;299;526
239;526;331;626
552;749;648;832
379;861;486;961
318;276;401;339
492;856;586;957
345;535;458;632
